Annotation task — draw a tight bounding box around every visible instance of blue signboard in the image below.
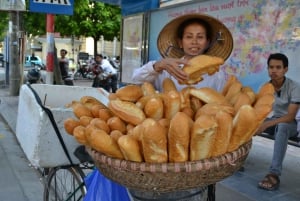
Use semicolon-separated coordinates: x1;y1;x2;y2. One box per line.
29;0;74;15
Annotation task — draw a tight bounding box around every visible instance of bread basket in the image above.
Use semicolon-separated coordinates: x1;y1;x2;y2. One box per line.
86;140;251;193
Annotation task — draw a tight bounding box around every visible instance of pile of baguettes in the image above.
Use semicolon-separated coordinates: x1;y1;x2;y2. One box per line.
64;76;274;163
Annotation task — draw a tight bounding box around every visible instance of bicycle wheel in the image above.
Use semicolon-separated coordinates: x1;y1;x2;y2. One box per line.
43;166;87;201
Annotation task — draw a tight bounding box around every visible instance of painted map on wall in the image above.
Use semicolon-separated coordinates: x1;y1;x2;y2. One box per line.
149;0;300;92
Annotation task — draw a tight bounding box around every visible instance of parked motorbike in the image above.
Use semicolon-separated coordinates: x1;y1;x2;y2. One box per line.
74;61;93;80
26;67;44;84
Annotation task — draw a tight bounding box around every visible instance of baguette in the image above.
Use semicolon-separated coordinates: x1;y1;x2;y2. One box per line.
180;55;224;85
115;84;143;102
118;135;143;162
64;118;81;135
227;105;258;152
141;118;168;163
162;78;177;93
190;87;228;105
190;114;218;160
89;129;124;159
211;110;233;157
108;99;146;125
163;90;181;119
144;96;164;120
168;112;192;162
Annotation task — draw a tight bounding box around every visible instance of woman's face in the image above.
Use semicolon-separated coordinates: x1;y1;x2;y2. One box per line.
178;23;210;58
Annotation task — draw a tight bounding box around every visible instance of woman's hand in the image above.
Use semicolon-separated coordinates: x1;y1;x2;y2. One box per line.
154;58;189;83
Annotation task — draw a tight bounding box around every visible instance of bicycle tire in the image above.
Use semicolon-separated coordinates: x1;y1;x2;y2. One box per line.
43;166;87;201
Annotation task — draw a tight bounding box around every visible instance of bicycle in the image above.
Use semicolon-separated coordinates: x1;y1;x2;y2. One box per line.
42;146;94;201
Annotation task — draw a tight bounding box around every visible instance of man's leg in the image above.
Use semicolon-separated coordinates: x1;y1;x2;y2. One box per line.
270;122;298;175
111;74;118;93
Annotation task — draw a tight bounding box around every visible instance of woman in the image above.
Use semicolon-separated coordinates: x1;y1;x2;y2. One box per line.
130;13;233;201
132;13;233;93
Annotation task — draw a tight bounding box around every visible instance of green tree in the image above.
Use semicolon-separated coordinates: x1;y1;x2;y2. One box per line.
23;0;121;56
0;12;9;42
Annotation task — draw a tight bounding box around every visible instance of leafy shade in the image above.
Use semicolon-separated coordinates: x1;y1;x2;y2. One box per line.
23;0;121;41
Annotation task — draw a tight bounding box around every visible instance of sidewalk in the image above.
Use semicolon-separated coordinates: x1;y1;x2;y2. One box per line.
0;86;43;201
0;83;300;201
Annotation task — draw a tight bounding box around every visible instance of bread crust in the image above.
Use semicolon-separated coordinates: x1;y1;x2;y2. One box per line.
108;100;146;125
89;129;124;159
168;112;192;162
227;105;258;152
190;114;218;160
115;85;143;102
118;135;143;162
141;119;168;163
180;55;224;85
190;87;228;105
211;111;233;157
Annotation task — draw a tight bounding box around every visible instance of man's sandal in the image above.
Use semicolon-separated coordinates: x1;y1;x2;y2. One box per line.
258;173;280;191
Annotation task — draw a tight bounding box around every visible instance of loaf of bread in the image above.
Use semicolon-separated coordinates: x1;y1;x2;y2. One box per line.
180;55;224;85
110;130;124;142
163;90;181;119
233;92;252;113
190;114;218;160
211;110;233;157
241;86;256;105
118;135;143;162
194;102;234;119
80;96;104;109
224;81;242;102
115;84;144;102
144;96;164;120
108;99;146;125
90;118;110;134
162;78;177;93
141;81;156;96
254;94;275;108
179;86;192;109
254;104;272;125
168;112;192;162
91;104;106;118
227;105;258;152
89;129;124;159
73;125;88;145
79;116;93;127
72;103;93;118
107;116;127;134
190;87;228;105
141;118;168;163
221;75;238;96
256;82;275;100
190;96;203;113
98;108;113;121
64;118;81;135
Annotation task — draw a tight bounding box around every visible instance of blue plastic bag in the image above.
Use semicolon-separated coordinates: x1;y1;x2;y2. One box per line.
84;169;131;201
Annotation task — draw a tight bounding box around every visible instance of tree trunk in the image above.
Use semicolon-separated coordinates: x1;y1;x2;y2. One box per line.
93;36;100;56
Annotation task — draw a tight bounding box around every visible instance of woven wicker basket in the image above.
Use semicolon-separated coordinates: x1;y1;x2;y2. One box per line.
87;140;251;193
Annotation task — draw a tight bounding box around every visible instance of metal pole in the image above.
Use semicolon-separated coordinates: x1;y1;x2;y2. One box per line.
9;11;21;96
45;14;55;84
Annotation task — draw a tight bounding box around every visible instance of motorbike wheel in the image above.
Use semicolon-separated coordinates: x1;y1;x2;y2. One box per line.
74;71;83;80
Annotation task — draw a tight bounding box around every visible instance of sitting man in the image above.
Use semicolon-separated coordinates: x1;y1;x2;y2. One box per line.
256;53;300;191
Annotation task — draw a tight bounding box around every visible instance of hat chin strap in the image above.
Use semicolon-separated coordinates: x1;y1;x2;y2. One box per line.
205;31;225;54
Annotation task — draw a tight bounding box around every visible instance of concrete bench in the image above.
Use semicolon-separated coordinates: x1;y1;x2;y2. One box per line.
258;132;300;148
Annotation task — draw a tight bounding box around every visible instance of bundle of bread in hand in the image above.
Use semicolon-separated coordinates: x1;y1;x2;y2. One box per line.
64;75;274;163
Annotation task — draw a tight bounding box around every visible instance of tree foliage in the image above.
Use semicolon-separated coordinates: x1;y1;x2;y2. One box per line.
0;12;9;41
22;0;121;55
